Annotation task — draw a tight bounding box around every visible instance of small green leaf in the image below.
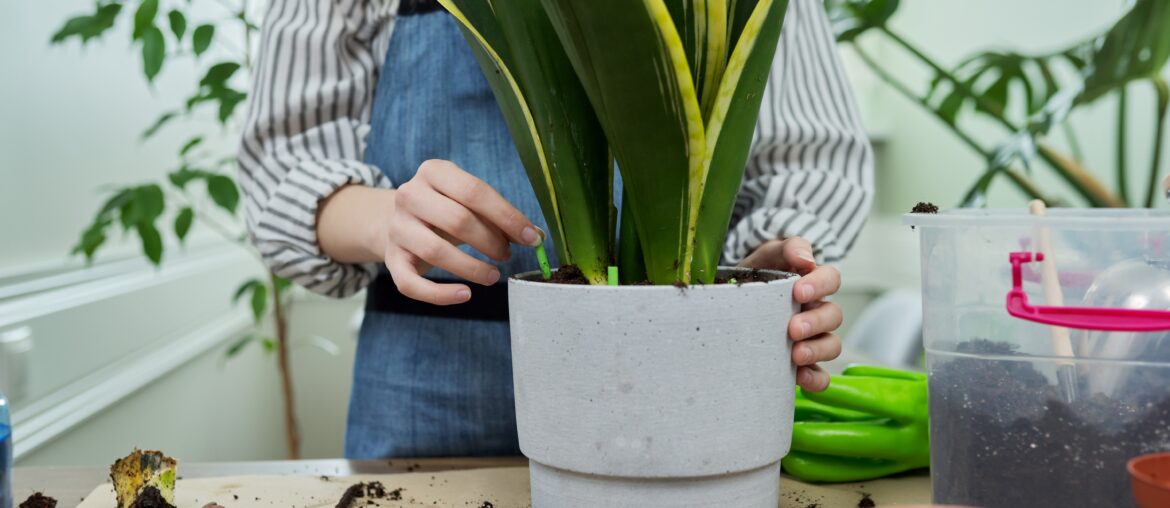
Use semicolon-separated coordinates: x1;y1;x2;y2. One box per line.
141;26;166;81
72;218;112;261
250;283;268;323
51;4;122;44
168;166;203;189
167;9;186;40
133;0;159;40
133;184;166;222
206;175;239;214
142;111;178;139
274;276;293;295
233;278;263;303
225;334;255;358
216;89;247;123
136;222;164;265
98;188;134;218
200;62;240;88
938;90;965;126
260;337;277;354
174;207;194;242
192;24;214;56
179;136;203;156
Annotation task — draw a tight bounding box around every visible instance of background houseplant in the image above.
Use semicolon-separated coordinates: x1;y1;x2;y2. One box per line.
827;0;1170;208
50;0;306;459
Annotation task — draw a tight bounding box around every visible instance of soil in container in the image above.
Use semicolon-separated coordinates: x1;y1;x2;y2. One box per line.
930;339;1170;507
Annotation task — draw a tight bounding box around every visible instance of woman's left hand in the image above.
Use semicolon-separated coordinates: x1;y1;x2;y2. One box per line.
739;237;843;392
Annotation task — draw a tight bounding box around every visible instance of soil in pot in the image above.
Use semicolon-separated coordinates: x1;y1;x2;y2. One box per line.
930;339;1170;507
537;264;785;286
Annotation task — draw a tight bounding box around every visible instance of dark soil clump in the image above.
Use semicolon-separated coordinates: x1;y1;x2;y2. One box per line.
857;493;876;507
19;493;57;508
930;339;1170;507
335;481;394;508
128;487;174;508
910;201;938;214
546;264;588;285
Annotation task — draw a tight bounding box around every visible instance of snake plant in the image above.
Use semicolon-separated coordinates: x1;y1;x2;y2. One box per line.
438;0;790;285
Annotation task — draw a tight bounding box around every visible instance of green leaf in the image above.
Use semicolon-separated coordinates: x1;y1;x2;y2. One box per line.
274;276;293;295
142;111;178;139
233;278;264;303
174;207;194;242
136;222;164;265
168;166;207;189
691;0;790;282
192;24;214;56
168;9;186;40
249;283;268;323
225;334;255;358
823;0;899;43
1079;0;1170;105
98;188;135;218
133;184;166;222
179;136;203;156
539;0;703;283
938;89;965;126
215;88;248;123
206;175;240;214
440;0;613;283
133;0;159;40
51;4;123;44
200;62;240;88
72;218;112;261
141;26;166;81
975;74;1010;117
260;337;277;354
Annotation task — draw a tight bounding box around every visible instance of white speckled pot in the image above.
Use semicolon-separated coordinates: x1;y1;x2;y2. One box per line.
507;267;798;507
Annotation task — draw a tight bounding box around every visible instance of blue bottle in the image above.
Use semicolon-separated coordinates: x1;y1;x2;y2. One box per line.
0;390;10;508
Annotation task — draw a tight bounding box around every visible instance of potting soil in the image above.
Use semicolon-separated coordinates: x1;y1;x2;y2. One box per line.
929;339;1170;507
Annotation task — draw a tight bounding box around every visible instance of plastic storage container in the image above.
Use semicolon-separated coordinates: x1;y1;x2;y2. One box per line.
1;389;10;508
905;209;1170;508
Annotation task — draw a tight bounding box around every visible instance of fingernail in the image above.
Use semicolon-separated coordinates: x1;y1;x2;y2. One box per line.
797;249;815;264
485;268;501;284
799;284;814;301
522;226;541;247
798;369;811;386
800;320;812;339
456;289;471;301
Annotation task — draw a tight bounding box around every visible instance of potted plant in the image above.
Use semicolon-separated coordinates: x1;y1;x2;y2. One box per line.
438;0;796;505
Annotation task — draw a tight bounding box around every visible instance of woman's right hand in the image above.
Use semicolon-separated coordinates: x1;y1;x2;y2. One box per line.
318;159;542;306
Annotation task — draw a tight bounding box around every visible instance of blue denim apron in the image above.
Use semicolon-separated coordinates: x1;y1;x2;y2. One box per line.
344;10;556;458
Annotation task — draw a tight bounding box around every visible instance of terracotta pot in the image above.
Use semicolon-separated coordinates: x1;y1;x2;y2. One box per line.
508;267;798;507
1129;451;1170;508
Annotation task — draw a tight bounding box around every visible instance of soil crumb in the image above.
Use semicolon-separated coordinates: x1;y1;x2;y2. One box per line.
910;202;939;214
19;493;58;508
857;493;876;507
546;264;588;285
336;481;394;508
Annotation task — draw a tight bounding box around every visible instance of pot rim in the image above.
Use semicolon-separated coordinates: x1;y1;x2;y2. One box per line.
508;266;796;289
1128;452;1170;491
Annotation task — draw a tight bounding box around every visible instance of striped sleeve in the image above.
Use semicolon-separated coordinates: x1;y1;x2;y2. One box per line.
237;0;396;298
723;0;874;265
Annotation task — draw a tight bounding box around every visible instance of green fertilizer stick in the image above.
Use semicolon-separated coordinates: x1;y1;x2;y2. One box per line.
535;235;552;280
608;266;619;286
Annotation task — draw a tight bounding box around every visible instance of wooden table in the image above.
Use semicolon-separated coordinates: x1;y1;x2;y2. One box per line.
14;458;528;507
16;457;931;508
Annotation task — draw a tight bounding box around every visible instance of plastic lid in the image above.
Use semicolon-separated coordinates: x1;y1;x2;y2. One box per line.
903;208;1170;229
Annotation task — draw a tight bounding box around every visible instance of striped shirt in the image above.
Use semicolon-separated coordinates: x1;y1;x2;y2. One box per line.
237;0;874;298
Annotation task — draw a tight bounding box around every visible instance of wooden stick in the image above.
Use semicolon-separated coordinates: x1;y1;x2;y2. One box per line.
1029;200;1078;401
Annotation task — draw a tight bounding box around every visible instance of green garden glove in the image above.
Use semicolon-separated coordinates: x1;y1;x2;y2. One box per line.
782;365;930;483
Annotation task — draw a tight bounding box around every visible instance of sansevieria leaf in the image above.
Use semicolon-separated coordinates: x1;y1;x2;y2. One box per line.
542;0;706;284
691;0;789;282
438;0;612;283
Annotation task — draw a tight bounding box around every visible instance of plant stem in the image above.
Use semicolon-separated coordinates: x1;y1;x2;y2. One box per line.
269;270;301;459
1117;86;1130;205
241;0;254;70
1146;78;1169;208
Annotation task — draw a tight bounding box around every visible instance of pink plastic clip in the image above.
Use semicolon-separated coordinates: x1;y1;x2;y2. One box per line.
1006;251;1170;332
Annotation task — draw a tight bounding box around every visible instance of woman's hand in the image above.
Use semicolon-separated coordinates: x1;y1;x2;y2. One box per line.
319;159;541;306
739;237;843;392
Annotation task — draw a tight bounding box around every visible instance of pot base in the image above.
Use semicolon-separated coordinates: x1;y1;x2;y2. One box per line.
528;460;781;508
